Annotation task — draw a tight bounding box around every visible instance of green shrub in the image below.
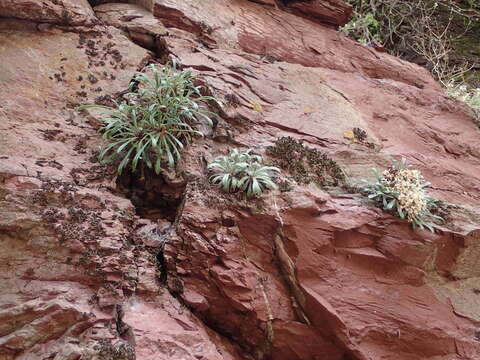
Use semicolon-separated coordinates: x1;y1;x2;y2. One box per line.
363;158;443;232
208;149;280;198
79;63;217;174
341;0;480;82
340;12;381;45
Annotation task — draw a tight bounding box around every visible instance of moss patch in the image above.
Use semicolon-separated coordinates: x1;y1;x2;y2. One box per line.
266;137;345;187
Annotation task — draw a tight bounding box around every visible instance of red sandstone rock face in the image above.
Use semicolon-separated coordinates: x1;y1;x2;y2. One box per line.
0;0;96;25
94;3;167;51
0;14;244;360
1;0;480;359
284;0;353;27
165;188;480;360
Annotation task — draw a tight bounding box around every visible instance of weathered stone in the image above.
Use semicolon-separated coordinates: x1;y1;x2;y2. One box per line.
283;0;353;27
0;0;96;25
94;3;167;51
123;295;246;360
1;0;480;359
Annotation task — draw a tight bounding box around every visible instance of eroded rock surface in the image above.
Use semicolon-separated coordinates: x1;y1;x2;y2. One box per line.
1;0;480;359
94;3;167;51
0;16;243;360
0;0;96;25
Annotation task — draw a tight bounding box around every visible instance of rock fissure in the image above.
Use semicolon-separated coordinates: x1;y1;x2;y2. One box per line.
272;230;311;325
2;0;480;359
257;277;275;357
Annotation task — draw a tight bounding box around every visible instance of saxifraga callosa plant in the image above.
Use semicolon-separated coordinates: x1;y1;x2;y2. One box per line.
363;158;444;232
208;149;280;198
78;62;218;174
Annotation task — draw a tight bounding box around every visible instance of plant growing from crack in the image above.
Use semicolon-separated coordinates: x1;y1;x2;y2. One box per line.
78;62;218;174
363;158;444;232
340;12;381;45
208;148;280;198
444;81;480;127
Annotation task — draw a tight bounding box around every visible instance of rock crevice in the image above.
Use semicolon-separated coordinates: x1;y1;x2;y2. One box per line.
1;0;480;359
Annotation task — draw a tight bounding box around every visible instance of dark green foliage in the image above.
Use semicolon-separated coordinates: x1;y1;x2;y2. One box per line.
341;0;480;83
78;62;218;174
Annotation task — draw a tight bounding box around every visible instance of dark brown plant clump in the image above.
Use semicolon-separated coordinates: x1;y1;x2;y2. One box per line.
353;127;367;141
96;339;135;360
266;136;345;187
277;179;294;192
352;127;375;148
224;93;240;107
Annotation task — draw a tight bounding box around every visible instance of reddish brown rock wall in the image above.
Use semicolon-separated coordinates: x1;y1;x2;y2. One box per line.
0;0;96;25
1;0;480;359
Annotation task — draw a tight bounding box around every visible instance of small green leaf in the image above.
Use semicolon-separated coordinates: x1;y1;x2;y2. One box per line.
386;199;396;210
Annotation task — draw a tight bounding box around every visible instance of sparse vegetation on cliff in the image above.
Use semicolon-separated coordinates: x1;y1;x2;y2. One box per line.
266;137;345;187
79;63;217;174
208;149;280;198
341;0;480;85
364;158;444;232
445;81;480;126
